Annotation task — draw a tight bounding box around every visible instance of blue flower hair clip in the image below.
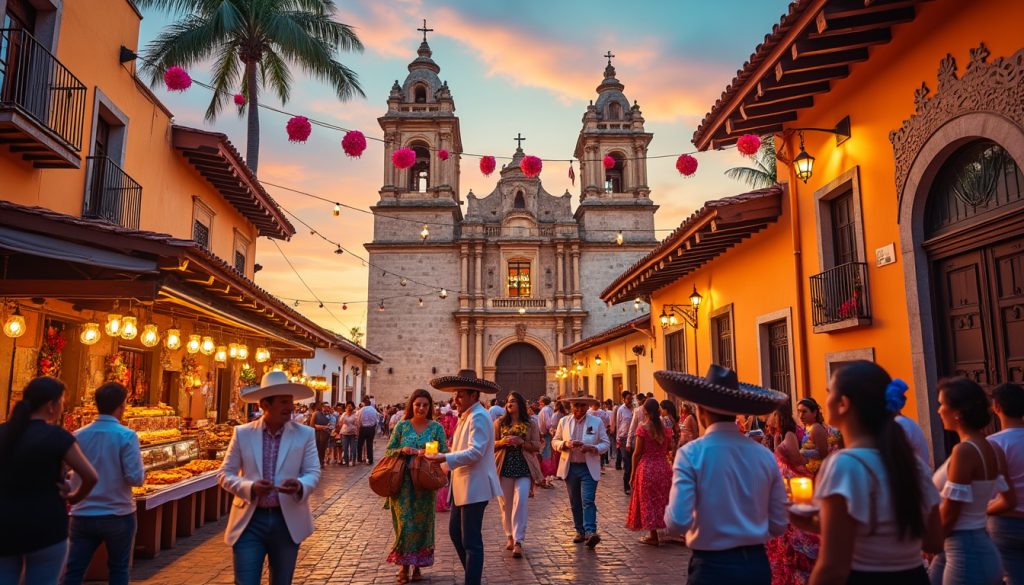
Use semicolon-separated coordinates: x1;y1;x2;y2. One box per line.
885;378;909;414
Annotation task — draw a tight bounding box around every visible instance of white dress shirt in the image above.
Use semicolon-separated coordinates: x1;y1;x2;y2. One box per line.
664;422;788;551
538;404;554;436
614;404;634;442
71;415;145;517
358;405;379;427
488;404;506;422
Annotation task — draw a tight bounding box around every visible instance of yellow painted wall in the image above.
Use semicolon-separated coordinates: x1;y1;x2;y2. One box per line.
568;329;655;402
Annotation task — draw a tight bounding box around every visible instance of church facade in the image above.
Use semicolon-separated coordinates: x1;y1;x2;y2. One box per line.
364;36;658;403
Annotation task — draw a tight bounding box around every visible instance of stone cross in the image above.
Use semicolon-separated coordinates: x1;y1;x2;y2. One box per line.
418;19;434;43
604;50;615;66
514;133;525;149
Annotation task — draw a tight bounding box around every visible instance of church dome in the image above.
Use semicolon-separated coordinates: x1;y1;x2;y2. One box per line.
593;62;632;122
401;41;444;102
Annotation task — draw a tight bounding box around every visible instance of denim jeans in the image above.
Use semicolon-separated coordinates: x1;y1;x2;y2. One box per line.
989;515;1024;585
341;434;358;464
928;528;1004;585
565;462;598;535
233;507;299;585
618;442;633;491
0;539;69;585
687;545;770;585
449;501;487;585
63;513;137;585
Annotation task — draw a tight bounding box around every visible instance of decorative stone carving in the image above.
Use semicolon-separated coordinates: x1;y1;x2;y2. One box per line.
515;323;528;341
889;43;1024;209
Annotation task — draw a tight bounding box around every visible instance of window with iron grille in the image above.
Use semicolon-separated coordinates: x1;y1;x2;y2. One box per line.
193;220;210;249
767;320;791;394
711;309;735;370
665;329;687;372
233;251;245;273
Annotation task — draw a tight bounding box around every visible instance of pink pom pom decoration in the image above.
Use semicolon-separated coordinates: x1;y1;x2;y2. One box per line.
286;116;312;143
736;134;762;157
341;130;367;158
233;93;246;106
163;66;192;92
520;155;543;178
392;147;416;169
603;155;615;170
480;156;496;176
675;154;698;177
438;149;450;161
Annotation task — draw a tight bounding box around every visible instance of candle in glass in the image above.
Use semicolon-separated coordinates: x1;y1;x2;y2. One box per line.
790;477;813;505
424;441;439;456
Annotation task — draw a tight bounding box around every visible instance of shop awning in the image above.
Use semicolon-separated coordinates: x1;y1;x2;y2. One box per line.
562;314;652;355
0;226;158;272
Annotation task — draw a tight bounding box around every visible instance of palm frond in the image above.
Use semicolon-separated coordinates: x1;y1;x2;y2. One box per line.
259;48;292;104
139;14;226;84
724;166;777;190
204;41;242;121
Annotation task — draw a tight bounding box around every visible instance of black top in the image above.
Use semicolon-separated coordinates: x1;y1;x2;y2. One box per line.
0;419;76;555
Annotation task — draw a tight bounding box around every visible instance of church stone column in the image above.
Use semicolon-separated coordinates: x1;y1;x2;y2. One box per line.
460;244;469;309
571;244;581;295
459;320;469;369
555;320;565;395
555;243;565;310
474;245;484;309
474;319;485;373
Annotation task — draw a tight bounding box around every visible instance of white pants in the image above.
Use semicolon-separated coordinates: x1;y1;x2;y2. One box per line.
498;475;532;543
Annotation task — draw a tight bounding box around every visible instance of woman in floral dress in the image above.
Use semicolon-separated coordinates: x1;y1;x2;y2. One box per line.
435;405;458;512
494;391;542;558
384;389;448;584
796;397;842;474
626;397;673;545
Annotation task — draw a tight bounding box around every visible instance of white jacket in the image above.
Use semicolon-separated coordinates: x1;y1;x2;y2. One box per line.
552;413;611;482
444;402;502;506
218;418;321;545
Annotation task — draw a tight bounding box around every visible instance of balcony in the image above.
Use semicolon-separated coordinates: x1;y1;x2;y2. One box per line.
0;28;86;168
490;297;549;310
809;262;872;333
84;156;142;230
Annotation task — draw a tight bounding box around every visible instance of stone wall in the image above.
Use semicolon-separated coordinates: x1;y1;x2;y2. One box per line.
578;244;655;337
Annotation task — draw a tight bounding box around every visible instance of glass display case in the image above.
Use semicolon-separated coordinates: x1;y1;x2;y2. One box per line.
140;437;199;471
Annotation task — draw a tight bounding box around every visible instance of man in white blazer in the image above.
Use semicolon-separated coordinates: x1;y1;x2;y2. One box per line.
426;369;502;585
552;395;611;548
218;371;321;585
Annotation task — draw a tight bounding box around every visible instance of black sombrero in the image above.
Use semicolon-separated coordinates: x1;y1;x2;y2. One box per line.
654;364;788;416
430;369;501;394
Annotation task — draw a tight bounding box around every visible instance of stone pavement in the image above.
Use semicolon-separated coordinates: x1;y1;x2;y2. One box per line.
130;438;690;584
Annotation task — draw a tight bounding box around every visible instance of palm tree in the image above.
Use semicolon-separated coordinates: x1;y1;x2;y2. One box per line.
348;326;364;346
724;137;778;189
136;0;365;174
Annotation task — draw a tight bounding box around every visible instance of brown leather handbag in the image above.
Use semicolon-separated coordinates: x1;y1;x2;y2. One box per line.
409;455;449;493
368;456;407;497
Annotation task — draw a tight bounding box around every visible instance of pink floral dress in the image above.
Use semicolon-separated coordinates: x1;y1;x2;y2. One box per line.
766;433;819;585
626;424;673;531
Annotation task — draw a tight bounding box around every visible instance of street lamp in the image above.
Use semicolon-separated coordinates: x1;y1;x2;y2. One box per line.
794;132;815;183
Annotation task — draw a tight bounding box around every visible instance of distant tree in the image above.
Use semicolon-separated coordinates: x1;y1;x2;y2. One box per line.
136;0;365;174
724;137;778;189
348;326;364;346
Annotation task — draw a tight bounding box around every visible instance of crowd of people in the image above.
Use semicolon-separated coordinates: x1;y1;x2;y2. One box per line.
0;364;1022;585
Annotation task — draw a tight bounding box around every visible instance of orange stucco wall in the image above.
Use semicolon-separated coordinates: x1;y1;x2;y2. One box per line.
0;0;257;274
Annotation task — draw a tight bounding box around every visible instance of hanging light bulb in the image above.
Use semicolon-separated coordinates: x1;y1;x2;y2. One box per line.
333;203;341;217
237;344;249;360
120;316;138;340
104;312;123;336
342;303;348;310
378;300;385;312
318;302;324;309
255;347;270;363
186;334;201;354
140;324;160;347
418;298;424;308
200;335;215;355
228;343;239;359
439;288;448;299
294;300;300;307
420;224;430;240
80;322;101;345
335;245;343;255
214;346;228;364
400;277;407;287
3;305;26;338
595;355;602;366
616;230;624;246
518;307;526;315
633;297;642;311
165;327;181;350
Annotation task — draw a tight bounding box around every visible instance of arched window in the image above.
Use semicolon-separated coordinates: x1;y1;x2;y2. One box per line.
605;152;625;193
413;85;427;103
513;191;526;209
607;101;623;120
925;140;1023;236
407;143;431;192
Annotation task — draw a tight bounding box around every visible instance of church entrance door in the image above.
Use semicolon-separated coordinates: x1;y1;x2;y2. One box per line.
495;343;547;403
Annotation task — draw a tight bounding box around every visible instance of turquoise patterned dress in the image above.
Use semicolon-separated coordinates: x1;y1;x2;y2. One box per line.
384;419;448;567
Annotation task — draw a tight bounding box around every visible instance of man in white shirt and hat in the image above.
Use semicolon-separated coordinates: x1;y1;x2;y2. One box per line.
218;371;322;585
424;369;502;585
657;365;789;585
552;394;610;548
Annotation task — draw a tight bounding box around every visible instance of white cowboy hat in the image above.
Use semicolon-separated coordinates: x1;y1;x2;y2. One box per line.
240;370;314;403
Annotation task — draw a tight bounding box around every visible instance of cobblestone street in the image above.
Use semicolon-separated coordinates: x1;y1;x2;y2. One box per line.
130;438;690;584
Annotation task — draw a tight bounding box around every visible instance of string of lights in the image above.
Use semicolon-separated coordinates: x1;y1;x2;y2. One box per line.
269;239;353;331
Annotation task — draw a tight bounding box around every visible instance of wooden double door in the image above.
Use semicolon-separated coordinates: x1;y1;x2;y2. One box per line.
494;343;547;402
934;235;1024;388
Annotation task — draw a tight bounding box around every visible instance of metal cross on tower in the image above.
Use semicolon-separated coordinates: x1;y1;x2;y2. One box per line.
604;50;615;66
514;133;526;149
418;19;434;43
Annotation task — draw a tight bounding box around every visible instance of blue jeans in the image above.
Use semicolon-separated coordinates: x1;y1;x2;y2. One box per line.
928;528;1003;585
688;545;770;585
63;513;137;585
618;442;633;491
565;462;598;535
342;434;358;464
449;501;487;585
233;507;299;585
0;539;69;585
990;515;1024;585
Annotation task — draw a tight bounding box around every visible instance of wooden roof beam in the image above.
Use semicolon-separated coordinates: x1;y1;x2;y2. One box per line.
740;96;814;121
820;0;924;21
763;65;850;91
726;111;797;134
710;125;786;149
792;28;891;59
815;6;916;36
775;48;869;80
756;80;833;104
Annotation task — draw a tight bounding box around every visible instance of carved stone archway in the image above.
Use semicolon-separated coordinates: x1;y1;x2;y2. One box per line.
891;43;1024;463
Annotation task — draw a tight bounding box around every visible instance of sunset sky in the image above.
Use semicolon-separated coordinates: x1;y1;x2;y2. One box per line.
137;0;790;338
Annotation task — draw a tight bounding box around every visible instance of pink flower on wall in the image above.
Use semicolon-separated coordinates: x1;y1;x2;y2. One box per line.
286;116;312;142
520;155;543;178
480;156;496;176
342;130;367;158
163;66;192;92
392;147;416;169
675;154;698;177
736;134;762;157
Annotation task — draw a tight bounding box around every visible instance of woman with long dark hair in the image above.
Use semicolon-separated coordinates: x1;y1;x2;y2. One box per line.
383;389;448;583
678;401;698;447
626;397;673;545
797;397;837;475
797;361;942;584
494;391;541;558
928;378;1008;585
0;377;98;584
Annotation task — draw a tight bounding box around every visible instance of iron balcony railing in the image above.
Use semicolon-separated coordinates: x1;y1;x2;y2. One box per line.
84;155;142;230
809;261;871;327
0;28;86;149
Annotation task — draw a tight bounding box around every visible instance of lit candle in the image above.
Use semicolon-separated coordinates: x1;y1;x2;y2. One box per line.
424;441;439;456
790;477;814;505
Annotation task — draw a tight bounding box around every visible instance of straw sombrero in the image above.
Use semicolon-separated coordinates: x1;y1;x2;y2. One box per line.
430;369;501;394
563;394;600;406
240;370;314;403
655;364;788;416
